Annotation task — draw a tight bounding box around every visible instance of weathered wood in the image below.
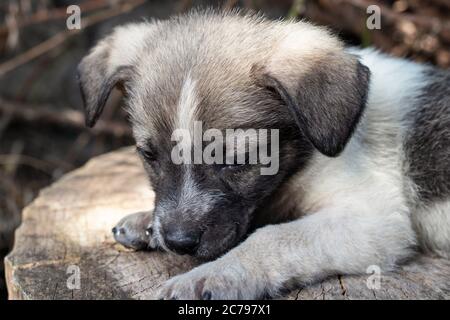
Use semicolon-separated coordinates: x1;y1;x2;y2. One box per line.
5;147;450;299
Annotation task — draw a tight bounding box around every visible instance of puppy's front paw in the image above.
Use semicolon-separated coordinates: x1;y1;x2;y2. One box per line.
157;260;258;300
113;211;156;250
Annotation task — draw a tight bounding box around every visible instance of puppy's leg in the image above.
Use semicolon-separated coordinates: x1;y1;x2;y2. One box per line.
157;207;416;299
112;211;158;250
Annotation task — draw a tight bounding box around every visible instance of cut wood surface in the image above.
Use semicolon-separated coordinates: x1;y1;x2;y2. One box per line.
5;147;450;299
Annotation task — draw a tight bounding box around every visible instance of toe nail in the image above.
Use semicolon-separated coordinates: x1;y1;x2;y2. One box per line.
202;291;212;300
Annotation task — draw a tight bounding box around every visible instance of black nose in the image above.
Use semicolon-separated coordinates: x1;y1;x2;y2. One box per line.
164;229;201;255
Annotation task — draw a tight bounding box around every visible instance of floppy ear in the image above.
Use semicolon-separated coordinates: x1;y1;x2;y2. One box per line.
77;23;155;127
255;28;371;157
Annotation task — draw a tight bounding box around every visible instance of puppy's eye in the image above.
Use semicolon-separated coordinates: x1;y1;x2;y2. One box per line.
136;146;157;162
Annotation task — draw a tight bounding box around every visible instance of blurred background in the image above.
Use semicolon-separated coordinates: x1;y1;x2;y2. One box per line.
0;0;449;299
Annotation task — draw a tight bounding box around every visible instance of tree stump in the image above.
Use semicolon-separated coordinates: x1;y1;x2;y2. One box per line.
5;147;450;299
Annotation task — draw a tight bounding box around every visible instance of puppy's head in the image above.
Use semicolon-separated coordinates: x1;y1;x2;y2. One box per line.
77;11;370;260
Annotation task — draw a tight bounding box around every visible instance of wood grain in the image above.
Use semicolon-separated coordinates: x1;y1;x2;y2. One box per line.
5;147;450;299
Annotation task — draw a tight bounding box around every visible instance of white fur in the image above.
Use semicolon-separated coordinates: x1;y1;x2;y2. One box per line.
85;14;449;299
413;201;450;258
268;24;342;77
158;46;449;299
177;74;199;131
101;22;157;76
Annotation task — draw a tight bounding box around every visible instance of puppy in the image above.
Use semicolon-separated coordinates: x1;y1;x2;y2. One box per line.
77;10;450;299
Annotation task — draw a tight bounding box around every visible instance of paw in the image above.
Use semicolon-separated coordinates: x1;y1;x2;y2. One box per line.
157;260;257;300
112;211;157;250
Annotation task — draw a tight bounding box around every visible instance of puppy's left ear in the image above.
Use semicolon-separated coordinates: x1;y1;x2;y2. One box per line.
77;23;155;127
255;29;370;157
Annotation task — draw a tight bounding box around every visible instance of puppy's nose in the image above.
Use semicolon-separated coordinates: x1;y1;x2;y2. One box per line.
164;229;200;255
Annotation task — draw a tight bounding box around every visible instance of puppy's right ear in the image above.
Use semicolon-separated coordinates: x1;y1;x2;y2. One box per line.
77;23;155;127
252;25;370;157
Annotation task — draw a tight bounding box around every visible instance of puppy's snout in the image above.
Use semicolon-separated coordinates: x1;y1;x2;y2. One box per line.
164;227;201;255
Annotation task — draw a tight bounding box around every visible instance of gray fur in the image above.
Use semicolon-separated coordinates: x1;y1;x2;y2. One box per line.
77;10;450;300
404;68;450;203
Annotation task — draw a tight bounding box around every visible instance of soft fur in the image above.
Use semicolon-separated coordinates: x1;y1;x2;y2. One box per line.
77;10;450;299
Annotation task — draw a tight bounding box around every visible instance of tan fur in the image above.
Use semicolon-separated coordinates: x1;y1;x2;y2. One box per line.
78;10;449;300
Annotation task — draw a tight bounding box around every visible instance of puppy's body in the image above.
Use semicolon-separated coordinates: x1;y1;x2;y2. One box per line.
78;10;450;299
271;48;450;254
